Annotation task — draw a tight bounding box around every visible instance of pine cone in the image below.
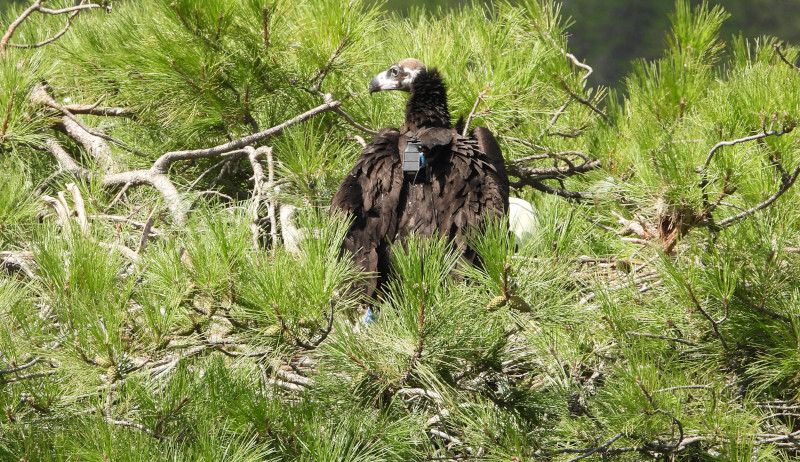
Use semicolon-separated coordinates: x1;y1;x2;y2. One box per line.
507;295;532;313
94;355;113;368
107;366;118;383
486;295;507;312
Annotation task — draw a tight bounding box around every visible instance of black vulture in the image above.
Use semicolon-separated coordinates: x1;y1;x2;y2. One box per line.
330;58;510;297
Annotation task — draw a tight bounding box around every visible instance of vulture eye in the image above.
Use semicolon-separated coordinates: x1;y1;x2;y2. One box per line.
390;67;399;77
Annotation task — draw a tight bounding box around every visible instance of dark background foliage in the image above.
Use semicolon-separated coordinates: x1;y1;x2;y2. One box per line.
376;0;800;87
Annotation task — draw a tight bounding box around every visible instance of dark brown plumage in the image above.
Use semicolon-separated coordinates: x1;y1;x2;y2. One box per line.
331;59;509;297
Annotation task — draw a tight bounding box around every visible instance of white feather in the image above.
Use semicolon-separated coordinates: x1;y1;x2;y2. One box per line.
508;197;537;248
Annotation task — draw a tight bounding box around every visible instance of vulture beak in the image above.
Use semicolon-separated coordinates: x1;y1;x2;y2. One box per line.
368;76;381;94
368;69;399;94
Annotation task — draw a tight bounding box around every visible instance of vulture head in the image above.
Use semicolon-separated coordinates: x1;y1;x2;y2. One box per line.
368;58;450;130
368;58;426;93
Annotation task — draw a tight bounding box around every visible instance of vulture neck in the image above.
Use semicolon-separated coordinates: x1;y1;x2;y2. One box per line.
404;68;451;132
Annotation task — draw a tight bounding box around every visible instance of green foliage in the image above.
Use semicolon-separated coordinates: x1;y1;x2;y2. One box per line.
1;0;800;460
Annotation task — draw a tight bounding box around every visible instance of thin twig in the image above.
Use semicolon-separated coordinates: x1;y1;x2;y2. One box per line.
682;275;728;350
0;357;41;375
541;98;571;139
626;332;699;347
332;106;378;135
715;166;800;228
312;38;349;92
462;88;488;136
137;208;156;254
0;0;45;52
37;3;107;15
106;417;168;440
699;126;795;173
773;43;800;71
567;433;624;462
8;3;82;49
557;79;611;125
510;176;593;200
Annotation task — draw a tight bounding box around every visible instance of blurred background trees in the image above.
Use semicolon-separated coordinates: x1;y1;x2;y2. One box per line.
377;0;800;87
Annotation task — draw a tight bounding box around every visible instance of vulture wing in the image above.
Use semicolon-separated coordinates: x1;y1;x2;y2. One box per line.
395;129;509;266
330;128;404;297
471;126;510;203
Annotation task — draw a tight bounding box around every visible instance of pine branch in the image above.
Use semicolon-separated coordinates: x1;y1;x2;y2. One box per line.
507;159;601;182
556;78;611;126
62;104;134;117
151;97;341;174
1;0;109;52
773;43;800;71
698;124;795;175
681;274;728;350
311;37;349;92
332;106;378;135
714;166;800;228
510;176;593;200
461;87;488;136
626;331;699;347
0;357;41;375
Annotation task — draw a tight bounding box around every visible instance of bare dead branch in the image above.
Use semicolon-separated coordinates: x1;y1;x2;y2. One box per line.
462;87;488;136
756;429;800;446
62;105;134;117
508;159;601;181
106;417;168;440
65;182;89;233
187;151;247;190
42;193;72;231
89;214;163;236
542;98;572;138
557;79;611;126
2;1;109;51
503;135;547;153
567;433;624;462
626;332;699;347
151;97;341;174
0;0;45;53
137;209;156;254
246;145;271;248
396;388;443;402
102;170;186;224
611;211;654;240
8;4;81;49
511;176;593;200
36;96;339;225
265;146;277;248
332;106;378;135
37;3;107;15
32;84;116;172
699;125;795;173
715;166;800;228
44;137;85;173
1;370;57;383
33;83;140;162
0;357;41;375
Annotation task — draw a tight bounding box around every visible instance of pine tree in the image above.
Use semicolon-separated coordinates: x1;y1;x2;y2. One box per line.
1;0;799;460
